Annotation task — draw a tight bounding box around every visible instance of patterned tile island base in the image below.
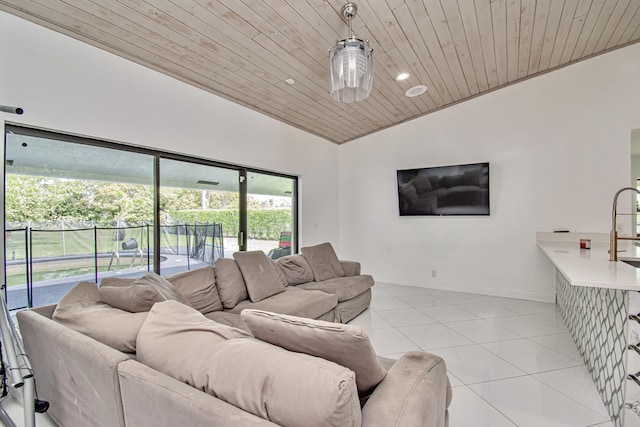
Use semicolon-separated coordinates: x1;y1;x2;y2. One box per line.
556;269;640;426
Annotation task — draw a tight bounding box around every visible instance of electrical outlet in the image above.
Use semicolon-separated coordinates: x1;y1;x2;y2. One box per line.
617;223;624;233
431;270;437;278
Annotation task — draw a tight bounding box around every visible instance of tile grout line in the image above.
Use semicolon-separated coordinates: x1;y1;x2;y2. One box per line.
368;285;611;426
462;384;521;426
530;370;612;422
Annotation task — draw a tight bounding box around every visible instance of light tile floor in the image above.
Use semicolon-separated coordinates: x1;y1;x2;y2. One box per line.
348;282;614;427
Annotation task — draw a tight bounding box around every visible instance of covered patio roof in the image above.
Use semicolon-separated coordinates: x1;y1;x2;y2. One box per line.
5;132;294;197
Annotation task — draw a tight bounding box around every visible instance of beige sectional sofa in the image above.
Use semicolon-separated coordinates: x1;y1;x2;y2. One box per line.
16;244;452;427
97;244;372;331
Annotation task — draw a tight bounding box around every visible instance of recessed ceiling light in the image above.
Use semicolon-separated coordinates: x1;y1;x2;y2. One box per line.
395;72;410;81
285;78;295;85
405;85;428;97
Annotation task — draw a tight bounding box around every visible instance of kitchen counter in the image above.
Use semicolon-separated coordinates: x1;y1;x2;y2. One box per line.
536;238;640;290
537;232;640;427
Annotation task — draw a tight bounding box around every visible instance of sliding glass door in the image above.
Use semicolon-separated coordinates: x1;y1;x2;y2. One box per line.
4;130;154;309
246;171;296;258
158;158;240;275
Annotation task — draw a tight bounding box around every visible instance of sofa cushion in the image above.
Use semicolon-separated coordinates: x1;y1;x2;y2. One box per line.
52;281;147;353
100;277;135;287
98;284;173;313
137;302;360;427
297;275;374;302
213;258;248;309
100;272;192;308
333;289;372;323
229;286;337;320
233;251;285;302
241;309;386;393
276;254;314;285
136;301;250;358
270;258;289;287
165;266;223;314
301;242;346;282
204;311;248;331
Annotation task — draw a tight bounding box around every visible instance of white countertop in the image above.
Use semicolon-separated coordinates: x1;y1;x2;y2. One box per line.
537;232;640;291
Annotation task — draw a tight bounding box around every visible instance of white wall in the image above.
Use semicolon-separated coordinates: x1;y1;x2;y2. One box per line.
0;12;340;250
339;44;640;302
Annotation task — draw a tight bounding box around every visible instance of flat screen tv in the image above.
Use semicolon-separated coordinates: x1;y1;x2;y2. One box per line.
397;162;490;216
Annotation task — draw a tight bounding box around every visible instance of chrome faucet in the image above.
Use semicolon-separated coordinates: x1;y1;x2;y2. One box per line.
610;187;640;261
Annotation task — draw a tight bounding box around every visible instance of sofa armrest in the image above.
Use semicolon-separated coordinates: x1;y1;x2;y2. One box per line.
340;260;361;276
17;309;132;427
31;303;56;319
362;352;452;427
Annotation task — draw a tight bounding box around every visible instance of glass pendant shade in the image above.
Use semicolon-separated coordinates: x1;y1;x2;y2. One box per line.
329;38;374;103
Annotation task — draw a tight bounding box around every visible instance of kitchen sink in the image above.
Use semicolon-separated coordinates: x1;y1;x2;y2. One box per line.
620;258;640;268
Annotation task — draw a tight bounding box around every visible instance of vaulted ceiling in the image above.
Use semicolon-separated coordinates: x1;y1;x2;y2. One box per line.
2;0;639;144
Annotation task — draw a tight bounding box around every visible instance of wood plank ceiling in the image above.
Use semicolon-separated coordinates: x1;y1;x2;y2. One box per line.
2;0;639;144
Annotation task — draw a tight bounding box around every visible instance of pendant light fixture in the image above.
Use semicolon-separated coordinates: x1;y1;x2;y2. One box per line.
329;3;374;103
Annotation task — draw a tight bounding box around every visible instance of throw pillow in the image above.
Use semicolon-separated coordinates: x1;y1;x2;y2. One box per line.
269;258;289;287
233;251;285;302
276;254;314;285
165;266;223;314
241;309;386;393
300;242;346;282
213;258;249;308
100;274;192;303
98;284;166;313
52;281;147;353
137;301;360;427
131;272;193;307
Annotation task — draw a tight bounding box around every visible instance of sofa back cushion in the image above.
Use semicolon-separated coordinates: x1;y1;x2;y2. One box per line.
165;266;223;314
301;242;346;282
100;277;135;287
233;251;285;302
213;258;248;309
136;301;250;361
98;272;190;313
276;254;314;285
137;301;360;427
52;281;147;353
100;272;192;308
98;284;172;313
241;309;386;393
270;258;289;287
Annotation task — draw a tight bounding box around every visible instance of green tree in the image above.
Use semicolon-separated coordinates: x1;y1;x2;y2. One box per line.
85;183;154;224
5;176;92;222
